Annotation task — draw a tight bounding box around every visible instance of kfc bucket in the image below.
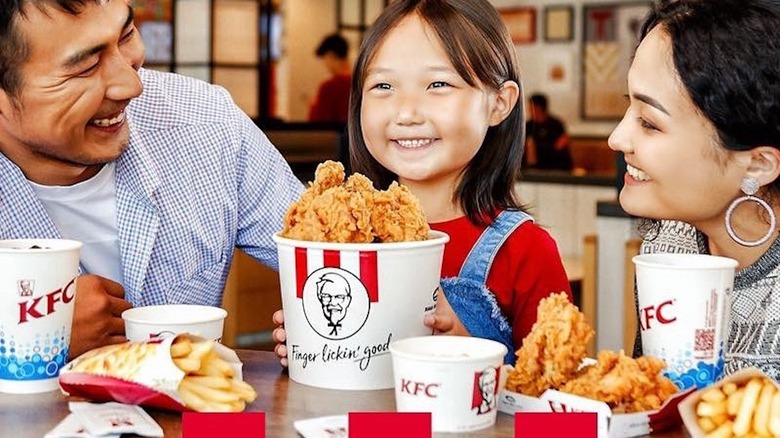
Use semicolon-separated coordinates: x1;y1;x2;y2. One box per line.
273;231;448;390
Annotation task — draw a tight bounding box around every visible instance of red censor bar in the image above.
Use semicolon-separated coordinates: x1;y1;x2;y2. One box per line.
182;412;265;438
515;412;598;438
349;412;431;438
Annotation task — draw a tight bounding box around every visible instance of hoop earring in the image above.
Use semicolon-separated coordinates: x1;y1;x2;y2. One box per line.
725;177;777;247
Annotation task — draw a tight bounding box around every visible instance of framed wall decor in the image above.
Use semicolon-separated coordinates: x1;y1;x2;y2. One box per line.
499;7;537;44
544;5;574;42
581;2;652;120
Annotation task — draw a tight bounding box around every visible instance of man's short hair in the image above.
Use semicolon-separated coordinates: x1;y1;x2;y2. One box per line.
529;93;548;111
1;0;97;98
315;33;349;59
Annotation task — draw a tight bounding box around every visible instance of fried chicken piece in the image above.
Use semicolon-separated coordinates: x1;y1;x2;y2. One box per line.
282;161;374;243
505;292;595;396
281;161;429;243
371;182;430;243
561;350;679;413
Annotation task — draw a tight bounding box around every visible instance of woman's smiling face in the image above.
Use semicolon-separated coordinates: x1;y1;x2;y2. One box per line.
608;26;746;226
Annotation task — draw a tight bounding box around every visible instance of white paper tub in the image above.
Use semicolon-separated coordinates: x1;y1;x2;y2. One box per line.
390;335;507;432
274;231;448;390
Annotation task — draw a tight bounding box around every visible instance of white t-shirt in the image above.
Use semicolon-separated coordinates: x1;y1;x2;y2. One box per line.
30;162;123;283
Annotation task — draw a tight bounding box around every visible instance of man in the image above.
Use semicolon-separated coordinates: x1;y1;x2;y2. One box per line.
0;0;303;358
308;34;351;124
524;93;573;171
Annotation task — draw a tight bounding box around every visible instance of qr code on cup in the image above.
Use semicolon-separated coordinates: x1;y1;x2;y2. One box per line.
694;328;715;354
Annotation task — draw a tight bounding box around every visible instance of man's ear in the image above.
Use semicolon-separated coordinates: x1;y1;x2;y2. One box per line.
488;80;520;127
0;88;16;120
743;146;780;188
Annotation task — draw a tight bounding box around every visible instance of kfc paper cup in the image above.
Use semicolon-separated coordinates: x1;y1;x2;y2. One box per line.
0;239;81;394
122;304;227;342
633;253;737;390
273;231;448;390
390;335;507;433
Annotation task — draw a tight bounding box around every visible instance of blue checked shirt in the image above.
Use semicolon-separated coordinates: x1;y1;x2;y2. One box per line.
0;68;304;307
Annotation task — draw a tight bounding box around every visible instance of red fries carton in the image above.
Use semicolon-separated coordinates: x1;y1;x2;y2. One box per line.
678;367;780;438
498;366;693;438
58;334;254;412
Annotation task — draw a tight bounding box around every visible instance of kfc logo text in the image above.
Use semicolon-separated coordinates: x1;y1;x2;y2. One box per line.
639;299;676;331
401;379;440;398
18;278;76;324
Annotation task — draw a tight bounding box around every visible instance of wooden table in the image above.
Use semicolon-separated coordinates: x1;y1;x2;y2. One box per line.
0;350;689;437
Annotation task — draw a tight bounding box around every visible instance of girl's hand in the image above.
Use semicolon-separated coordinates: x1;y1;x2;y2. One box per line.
423;289;470;336
272;309;288;367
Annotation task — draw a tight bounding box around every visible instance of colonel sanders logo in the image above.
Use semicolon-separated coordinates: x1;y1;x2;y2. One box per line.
472;366;500;415
18;279;34;297
302;268;370;340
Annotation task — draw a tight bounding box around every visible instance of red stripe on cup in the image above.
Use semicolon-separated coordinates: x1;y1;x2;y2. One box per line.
295;247;308;299
514;412;597;438
360;251;378;302
182;412;265;438
324;249;341;267
349;412;431;438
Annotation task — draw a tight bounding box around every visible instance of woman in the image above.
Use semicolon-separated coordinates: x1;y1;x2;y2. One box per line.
611;0;780;379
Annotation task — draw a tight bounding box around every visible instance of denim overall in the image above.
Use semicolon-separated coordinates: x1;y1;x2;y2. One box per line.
440;210;532;364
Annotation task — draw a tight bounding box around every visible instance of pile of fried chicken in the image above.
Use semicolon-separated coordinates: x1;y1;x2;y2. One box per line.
282;161;430;243
505;293;680;413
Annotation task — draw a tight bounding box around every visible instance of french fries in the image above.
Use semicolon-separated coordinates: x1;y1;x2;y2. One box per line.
171;335;257;412
694;376;780;438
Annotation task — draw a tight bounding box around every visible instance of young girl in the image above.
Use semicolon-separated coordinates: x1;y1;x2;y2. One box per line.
275;0;571;364
614;0;780;378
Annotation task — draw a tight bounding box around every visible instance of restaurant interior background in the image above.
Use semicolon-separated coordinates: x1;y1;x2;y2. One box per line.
130;0;646;353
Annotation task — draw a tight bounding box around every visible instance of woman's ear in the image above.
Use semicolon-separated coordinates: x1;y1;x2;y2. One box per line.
488;80;520;127
744;146;780;188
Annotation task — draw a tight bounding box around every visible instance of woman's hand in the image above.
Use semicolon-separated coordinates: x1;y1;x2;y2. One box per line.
272;309;288;367
423;288;470;336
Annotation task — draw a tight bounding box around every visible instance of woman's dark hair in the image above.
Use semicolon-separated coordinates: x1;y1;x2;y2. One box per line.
348;0;525;225
638;0;780;239
0;0;95;99
640;0;780;182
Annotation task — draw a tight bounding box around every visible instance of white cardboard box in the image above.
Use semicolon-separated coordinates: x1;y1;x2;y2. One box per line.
498;386;693;438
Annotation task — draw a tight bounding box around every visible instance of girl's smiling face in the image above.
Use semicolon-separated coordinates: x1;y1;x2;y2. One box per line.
608;26;747;228
359;13;509;190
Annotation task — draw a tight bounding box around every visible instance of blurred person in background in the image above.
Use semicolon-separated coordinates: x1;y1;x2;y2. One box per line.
524;93;573;171
308;33;352;124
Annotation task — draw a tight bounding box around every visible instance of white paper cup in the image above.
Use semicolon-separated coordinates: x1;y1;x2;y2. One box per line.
390;335;507;433
633;253;737;390
273;231;448;390
122;304;227;342
0;239;82;394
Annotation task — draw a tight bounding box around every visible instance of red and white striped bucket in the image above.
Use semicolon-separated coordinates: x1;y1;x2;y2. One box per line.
273;231;449;390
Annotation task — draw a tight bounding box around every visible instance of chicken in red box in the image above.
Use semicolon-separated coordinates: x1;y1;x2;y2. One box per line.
497;293;691;438
58;334;256;412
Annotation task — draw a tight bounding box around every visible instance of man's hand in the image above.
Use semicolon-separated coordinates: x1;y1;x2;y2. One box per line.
69;275;132;359
272;309;288;367
423;289;470;336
